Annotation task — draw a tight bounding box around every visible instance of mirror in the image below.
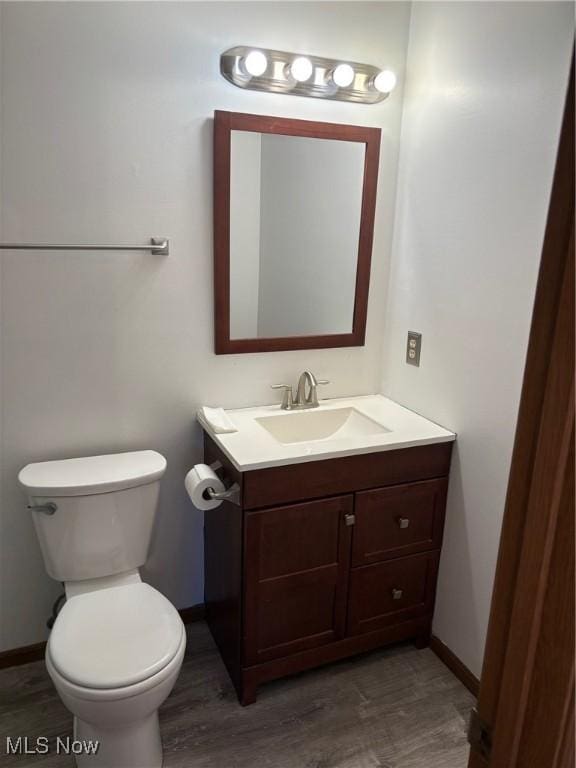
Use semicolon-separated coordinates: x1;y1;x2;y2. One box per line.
230;132;365;339
214;111;381;354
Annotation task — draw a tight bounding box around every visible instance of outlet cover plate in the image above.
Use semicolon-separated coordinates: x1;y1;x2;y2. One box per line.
406;331;422;366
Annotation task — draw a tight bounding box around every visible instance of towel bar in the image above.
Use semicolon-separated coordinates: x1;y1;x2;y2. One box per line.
0;237;169;255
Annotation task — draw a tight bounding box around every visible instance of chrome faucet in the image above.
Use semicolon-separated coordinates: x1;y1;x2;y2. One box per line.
271;371;330;410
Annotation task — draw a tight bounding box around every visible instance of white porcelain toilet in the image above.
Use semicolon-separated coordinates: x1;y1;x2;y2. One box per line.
18;450;186;768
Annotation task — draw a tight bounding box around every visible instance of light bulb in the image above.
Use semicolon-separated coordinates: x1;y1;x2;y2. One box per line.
374;69;397;94
290;56;313;83
332;63;355;88
243;50;268;77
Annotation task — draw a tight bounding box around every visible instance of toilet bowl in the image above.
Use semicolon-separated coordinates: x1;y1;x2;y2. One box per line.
45;580;185;768
18;450;184;768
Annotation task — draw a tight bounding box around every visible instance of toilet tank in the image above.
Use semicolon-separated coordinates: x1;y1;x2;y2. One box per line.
18;451;167;582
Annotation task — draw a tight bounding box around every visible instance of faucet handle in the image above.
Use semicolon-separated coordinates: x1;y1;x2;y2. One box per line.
307;378;331;408
271;384;293;410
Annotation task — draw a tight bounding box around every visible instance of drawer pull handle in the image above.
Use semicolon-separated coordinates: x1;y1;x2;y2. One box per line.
397;517;410;529
344;513;356;527
391;588;403;600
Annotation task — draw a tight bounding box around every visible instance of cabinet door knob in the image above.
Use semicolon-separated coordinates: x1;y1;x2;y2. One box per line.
344;513;356;527
391;588;403;600
397;517;410;529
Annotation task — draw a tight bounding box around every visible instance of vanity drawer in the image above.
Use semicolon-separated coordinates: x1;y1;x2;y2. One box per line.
242;443;453;509
347;551;440;636
352;478;448;567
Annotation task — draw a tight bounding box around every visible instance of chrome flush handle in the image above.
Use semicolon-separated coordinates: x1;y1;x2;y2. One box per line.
28;502;57;516
391;588;403;600
397;517;410;529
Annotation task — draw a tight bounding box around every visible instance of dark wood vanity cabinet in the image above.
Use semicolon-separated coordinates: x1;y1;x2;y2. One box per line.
203;434;452;705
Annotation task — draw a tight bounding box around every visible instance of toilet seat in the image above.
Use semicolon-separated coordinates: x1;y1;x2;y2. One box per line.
47;583;184;690
46;630;186;704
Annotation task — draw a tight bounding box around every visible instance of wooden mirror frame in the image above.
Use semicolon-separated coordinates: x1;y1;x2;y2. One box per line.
213;110;381;354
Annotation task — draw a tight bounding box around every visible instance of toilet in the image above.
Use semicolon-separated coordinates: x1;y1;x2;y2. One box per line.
18;450;185;768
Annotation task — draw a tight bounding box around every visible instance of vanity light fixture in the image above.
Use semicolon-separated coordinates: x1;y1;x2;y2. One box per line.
221;46;397;105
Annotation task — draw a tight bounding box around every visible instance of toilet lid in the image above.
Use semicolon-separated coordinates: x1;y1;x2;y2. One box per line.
48;583;185;689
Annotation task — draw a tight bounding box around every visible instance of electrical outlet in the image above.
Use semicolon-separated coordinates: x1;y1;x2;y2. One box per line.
406;331;422;366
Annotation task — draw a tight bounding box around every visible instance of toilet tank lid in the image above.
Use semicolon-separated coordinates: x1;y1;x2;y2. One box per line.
18;450;167;497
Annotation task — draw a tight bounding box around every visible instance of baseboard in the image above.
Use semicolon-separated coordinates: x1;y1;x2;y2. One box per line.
179;603;206;624
430;634;479;697
0;641;47;671
0;602;206;671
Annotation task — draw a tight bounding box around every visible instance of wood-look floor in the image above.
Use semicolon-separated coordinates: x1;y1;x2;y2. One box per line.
0;622;474;767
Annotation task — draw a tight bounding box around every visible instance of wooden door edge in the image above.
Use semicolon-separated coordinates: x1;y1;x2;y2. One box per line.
468;52;574;766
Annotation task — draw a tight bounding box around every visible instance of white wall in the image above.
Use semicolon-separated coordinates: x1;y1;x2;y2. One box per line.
230;131;261;339
0;1;411;651
380;1;573;677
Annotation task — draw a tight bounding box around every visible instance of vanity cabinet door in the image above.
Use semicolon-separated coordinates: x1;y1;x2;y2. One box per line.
352;478;448;566
347;551;440;636
243;496;353;666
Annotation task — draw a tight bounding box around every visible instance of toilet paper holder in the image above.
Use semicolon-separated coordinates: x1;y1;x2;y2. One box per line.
205;461;241;507
205;483;240;506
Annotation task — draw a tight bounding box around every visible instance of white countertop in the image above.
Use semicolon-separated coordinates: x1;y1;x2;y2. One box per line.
198;395;455;472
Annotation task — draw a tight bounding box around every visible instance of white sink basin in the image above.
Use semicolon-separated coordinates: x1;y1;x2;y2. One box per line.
256;407;390;445
197;395;455;471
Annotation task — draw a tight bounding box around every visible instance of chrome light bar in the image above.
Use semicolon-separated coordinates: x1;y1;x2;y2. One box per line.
220;46;396;105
